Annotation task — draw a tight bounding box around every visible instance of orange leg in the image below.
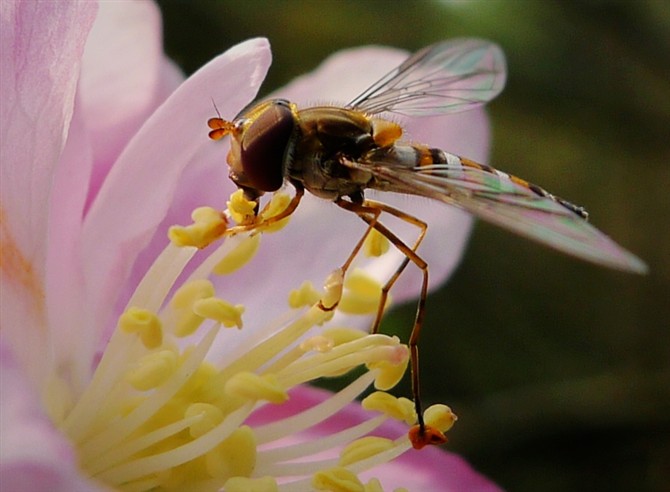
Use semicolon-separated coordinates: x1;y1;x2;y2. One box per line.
335;198;434;439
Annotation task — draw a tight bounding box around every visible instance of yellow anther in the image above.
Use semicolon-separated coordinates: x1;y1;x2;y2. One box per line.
339;293;378;315
224;476;278;492
127;350;178;391
312;467;364;492
363;478;384;492
227;189;257;224
178;360;218;401
339;269;389;315
170;279;215;337
118;307;163;349
362;392;417;425
344;269;383;298
368;345;409;390
171;279;215;309
193;297;244;329
168;206;228;249
212;234;261;275
224;372;287;404
364;228;390;257
339;436;393;467
184;403;224;438
258;192;292;233
320;268;344;310
205;426;257;479
424;404;458;433
288;280;322;309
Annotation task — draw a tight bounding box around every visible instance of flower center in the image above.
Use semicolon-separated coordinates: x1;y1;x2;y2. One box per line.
54;190;456;491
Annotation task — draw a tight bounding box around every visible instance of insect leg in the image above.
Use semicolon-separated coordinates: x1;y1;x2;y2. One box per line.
315;199;383;311
336;199;442;446
360;200;428;335
226;184;305;235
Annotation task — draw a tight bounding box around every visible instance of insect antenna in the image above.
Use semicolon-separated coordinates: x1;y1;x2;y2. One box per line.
207;98;235;140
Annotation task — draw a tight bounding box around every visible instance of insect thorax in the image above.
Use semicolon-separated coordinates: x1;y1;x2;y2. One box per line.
287;107;377;200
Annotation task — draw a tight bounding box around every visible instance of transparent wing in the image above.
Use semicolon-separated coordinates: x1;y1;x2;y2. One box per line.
343;157;647;273
347;38;507;116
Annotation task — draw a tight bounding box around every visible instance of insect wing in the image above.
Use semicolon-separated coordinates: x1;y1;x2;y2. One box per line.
347;38;507;117
344;158;647;273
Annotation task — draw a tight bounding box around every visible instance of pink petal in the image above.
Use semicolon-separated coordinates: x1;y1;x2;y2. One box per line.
0;340;103;492
0;0;97;385
252;385;501;491
80;38;272;339
45;97;96;391
79;0;181;211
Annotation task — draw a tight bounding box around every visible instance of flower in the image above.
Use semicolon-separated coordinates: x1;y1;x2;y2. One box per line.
1;1;499;491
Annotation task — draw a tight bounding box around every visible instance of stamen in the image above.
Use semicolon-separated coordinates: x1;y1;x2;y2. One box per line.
257;192;292;233
225;372;288;404
289;280;322;308
170;279;215;337
312;467;364;492
256;415;386;467
227;189;257;224
339;269;390;315
321;327;367;345
362;392;416;425
59;191;458;490
204;426;256;479
367;349;409;391
363;478;385;492
364;228;390;257
168;206;228;249
339;436;394;467
320;268;344;311
118;308;163;349
212;234;261;275
424;404;458;433
126;349;178;391
193;297;245;329
184;403;224;438
224;476;279;492
254;373;376;445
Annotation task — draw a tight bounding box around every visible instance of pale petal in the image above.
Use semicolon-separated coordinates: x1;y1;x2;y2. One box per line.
80;38;272;339
0;341;103;492
79;0;178;210
0;0;97;385
45;97;96;393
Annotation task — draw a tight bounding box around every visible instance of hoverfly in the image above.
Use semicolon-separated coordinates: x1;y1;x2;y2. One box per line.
208;39;647;448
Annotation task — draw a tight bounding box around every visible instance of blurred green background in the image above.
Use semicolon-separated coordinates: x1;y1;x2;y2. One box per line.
156;1;669;491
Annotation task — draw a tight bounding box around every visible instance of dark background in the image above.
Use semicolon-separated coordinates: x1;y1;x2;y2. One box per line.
156;1;669;491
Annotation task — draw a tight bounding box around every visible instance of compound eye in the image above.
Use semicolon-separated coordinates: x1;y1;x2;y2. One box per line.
239;101;294;192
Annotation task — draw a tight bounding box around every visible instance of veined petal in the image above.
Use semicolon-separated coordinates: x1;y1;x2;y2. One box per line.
0;0;98;386
80;38;272;343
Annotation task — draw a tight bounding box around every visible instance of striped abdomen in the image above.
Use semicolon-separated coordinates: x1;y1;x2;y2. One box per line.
364;143;589;220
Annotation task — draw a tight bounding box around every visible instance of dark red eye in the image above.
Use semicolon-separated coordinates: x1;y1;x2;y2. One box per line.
239;100;295;192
